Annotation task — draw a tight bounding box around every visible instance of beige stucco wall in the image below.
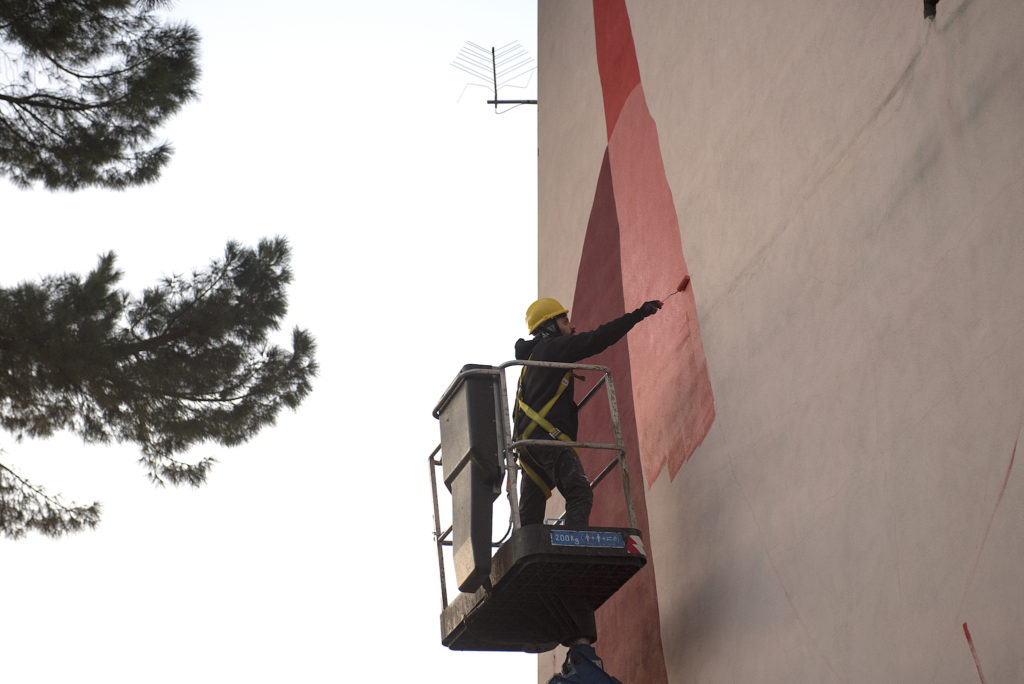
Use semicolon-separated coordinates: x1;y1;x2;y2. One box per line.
536;1;605;305
539;0;1024;681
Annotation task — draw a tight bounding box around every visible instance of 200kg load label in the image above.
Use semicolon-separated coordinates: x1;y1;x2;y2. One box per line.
550;530;625;548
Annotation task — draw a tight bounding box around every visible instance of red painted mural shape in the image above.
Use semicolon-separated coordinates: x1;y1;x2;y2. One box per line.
562;2;715;681
590;0;715;485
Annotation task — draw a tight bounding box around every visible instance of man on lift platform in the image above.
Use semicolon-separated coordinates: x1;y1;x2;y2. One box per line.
514;297;661;529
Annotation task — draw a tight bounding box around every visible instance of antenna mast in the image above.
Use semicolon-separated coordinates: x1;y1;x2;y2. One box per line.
452;41;537;112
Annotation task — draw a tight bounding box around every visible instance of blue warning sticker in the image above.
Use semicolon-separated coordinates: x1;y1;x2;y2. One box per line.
550;530;625;548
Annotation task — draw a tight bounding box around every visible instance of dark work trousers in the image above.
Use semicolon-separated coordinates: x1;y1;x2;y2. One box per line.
519;443;594;529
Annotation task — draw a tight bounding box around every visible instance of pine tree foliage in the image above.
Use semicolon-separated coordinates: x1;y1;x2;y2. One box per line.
0;237;318;538
0;460;100;538
0;0;200;190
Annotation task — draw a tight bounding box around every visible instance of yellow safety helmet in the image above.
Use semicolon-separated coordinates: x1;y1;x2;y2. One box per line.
525;298;568;333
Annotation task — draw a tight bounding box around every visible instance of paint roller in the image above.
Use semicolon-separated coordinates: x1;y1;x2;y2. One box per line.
658;275;690;306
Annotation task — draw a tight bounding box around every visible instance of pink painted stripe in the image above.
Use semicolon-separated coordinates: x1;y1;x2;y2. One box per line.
962;622;987;684
592;0;641;140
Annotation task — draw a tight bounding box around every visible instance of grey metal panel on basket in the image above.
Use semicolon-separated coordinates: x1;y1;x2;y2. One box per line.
436;364;504;593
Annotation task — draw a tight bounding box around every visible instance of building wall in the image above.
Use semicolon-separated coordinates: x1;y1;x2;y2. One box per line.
537;1;1024;682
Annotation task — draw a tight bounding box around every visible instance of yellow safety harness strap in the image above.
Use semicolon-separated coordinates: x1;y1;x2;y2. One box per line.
515;368;576;499
518;371;571;440
517;452;552;499
517;396;576;446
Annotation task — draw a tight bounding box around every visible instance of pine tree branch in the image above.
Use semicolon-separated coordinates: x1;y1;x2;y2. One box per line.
0;458;103;539
159;389;248;403
7;95;74;144
159;248;237;334
108;326;188;356
0;1;199;189
113;369;249;404
0;238;314;536
0;6;47;34
0;90;125;113
0;110;37;146
42;39;180;82
0;461;63;509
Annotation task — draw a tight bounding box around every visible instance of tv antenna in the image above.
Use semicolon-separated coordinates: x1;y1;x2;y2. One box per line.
452;41;537;113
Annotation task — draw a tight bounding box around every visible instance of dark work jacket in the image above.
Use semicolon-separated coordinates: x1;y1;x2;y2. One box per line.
513;309;644;442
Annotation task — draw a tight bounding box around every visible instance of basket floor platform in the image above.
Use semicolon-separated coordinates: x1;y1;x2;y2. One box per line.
441;525;647;652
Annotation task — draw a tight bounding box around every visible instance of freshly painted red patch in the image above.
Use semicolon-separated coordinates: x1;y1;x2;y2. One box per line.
591;0;715;484
607;88;715;482
963;622;987;684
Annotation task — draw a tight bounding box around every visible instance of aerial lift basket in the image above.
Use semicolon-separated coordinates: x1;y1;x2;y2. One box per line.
429;361;647;652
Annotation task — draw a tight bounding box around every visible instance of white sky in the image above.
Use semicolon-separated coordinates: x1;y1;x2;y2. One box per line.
1;2;540;682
